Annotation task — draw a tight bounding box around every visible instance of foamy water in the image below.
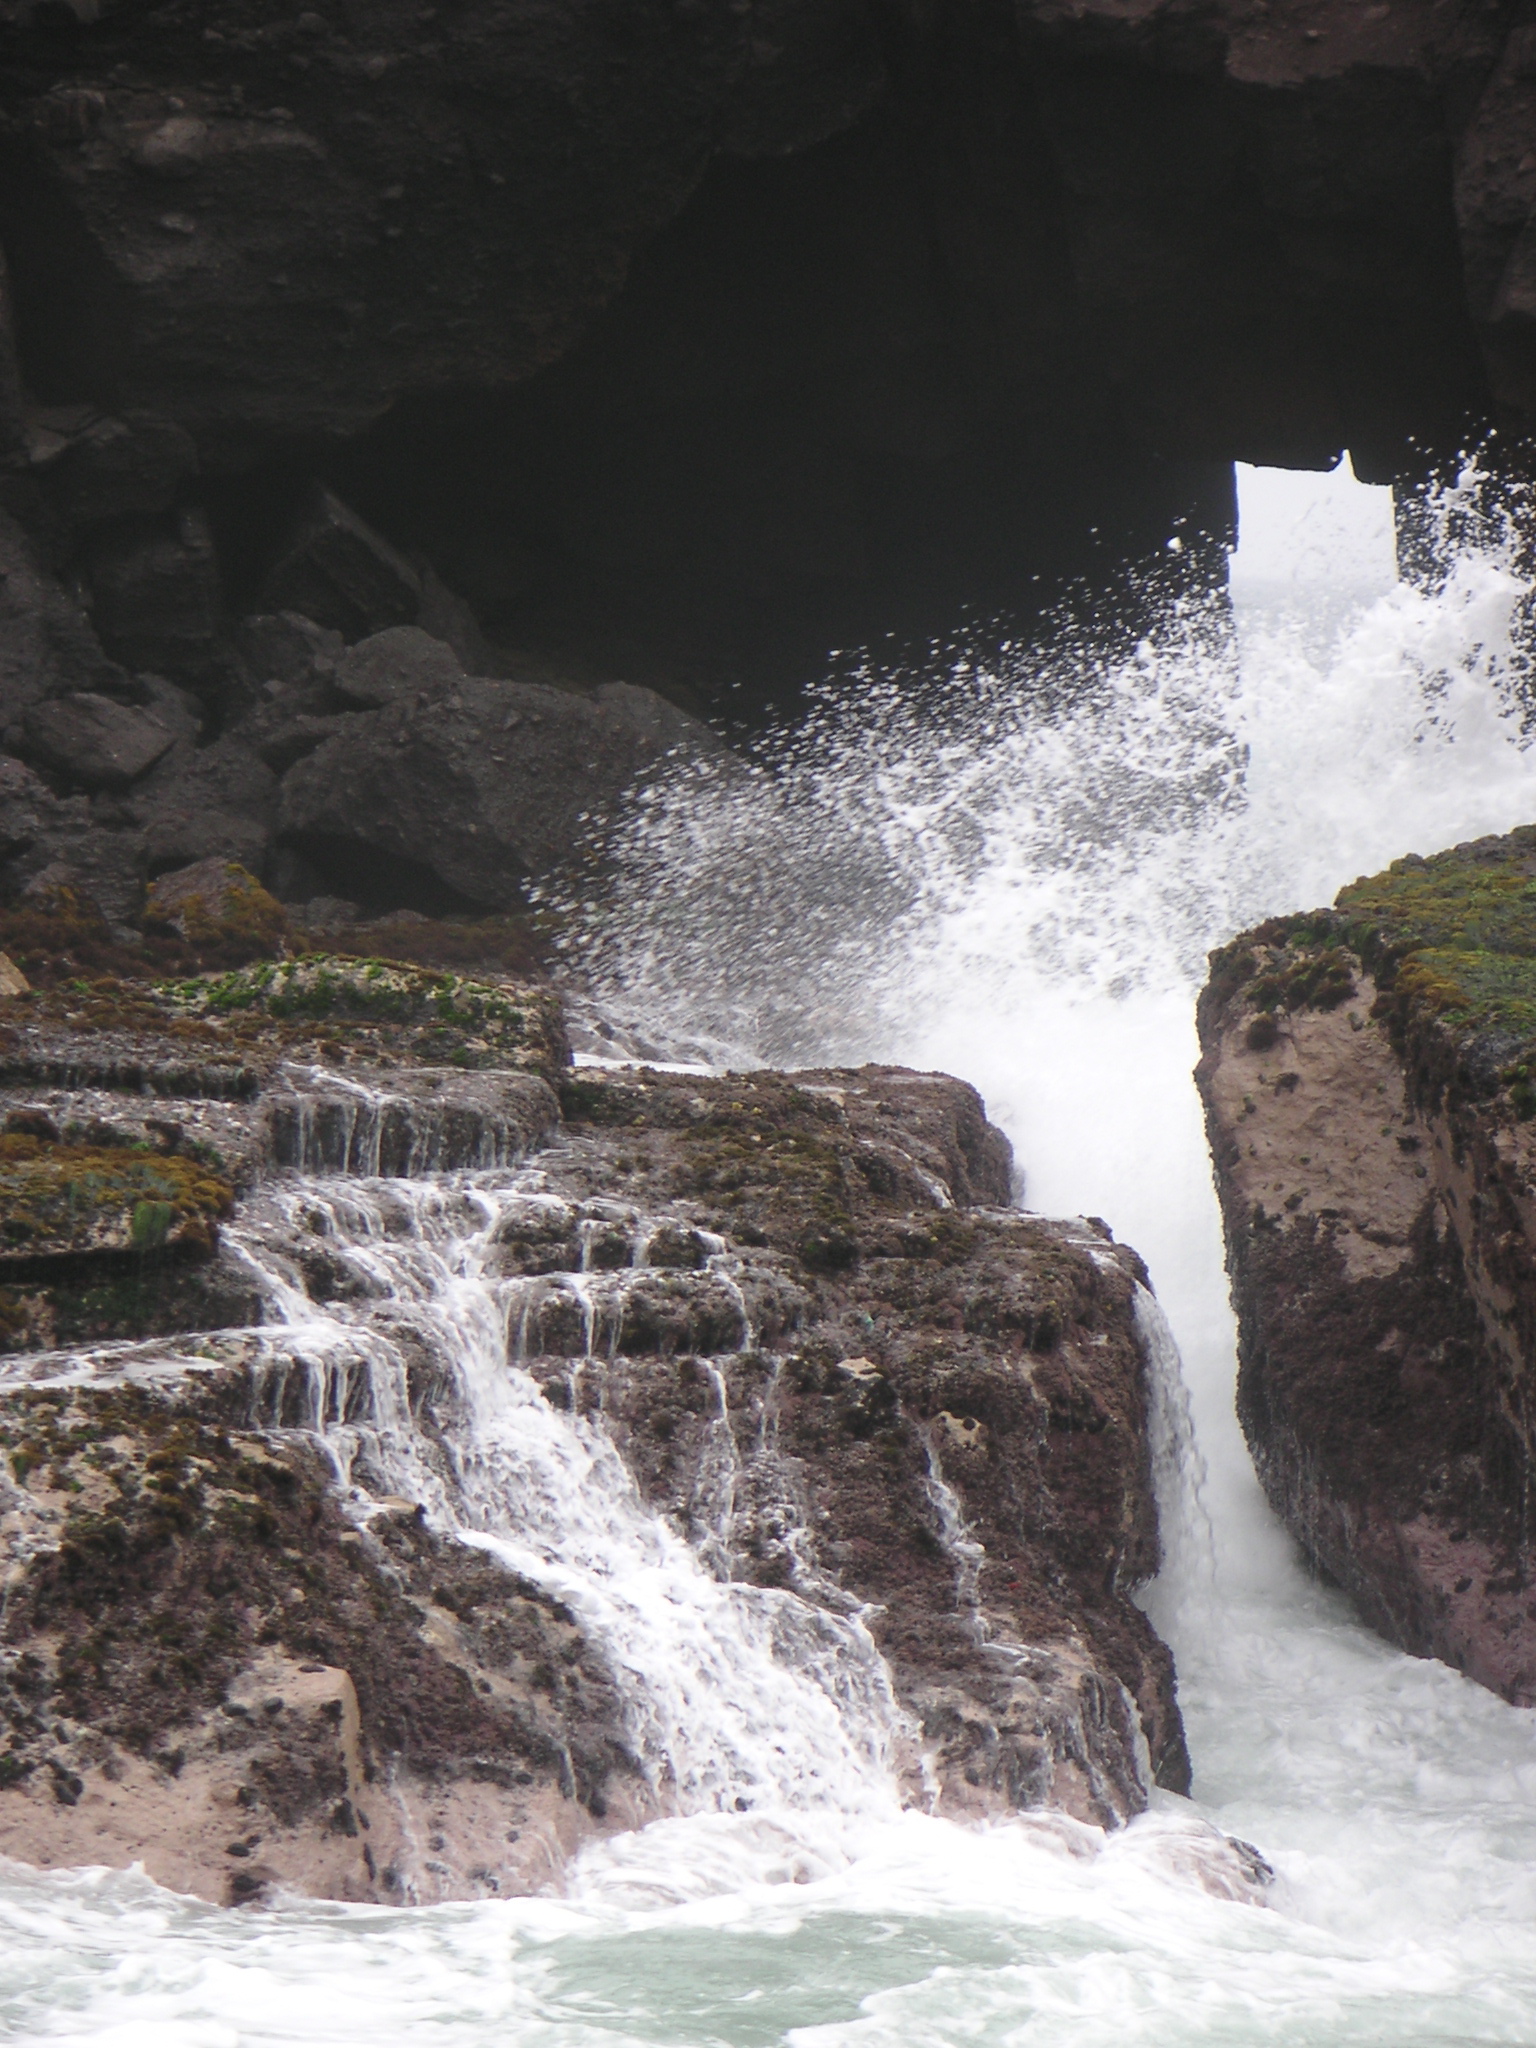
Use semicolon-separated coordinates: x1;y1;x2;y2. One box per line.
8;458;1536;2045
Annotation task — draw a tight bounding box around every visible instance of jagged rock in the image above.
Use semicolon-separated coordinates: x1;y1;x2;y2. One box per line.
0;1031;1187;1900
278;674;723;904
19;693;179;790
143;858;287;954
129;734;281;876
84;507;222;686
0;511;126;738
332;626;464;709
0;953;27;997
1197;828;1536;1707
26;408;198;535
231;611;344;693
260;490;421;642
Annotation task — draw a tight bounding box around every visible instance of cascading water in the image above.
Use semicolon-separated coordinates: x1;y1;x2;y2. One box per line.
230;1175;906;1823
10;455;1536;2046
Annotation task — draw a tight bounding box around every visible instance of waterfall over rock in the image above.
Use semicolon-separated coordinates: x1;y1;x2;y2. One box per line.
0;1038;1185;1905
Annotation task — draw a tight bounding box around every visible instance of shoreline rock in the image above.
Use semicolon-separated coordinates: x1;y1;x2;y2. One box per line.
1197;827;1536;1706
0;977;1189;1902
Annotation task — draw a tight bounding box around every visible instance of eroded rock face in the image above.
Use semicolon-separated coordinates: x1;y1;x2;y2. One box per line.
0;1380;641;1905
1197;828;1536;1706
0;975;1189;1901
0;0;1521;735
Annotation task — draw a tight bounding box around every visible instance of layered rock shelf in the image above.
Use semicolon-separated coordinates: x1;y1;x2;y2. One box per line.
1198;827;1536;1706
0;950;1189;1905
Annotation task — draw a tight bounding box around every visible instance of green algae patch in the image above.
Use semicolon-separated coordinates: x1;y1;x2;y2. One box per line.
1336;828;1536;961
1203;826;1536;1115
1333;830;1536;1084
153;955;567;1081
0;1133;234;1262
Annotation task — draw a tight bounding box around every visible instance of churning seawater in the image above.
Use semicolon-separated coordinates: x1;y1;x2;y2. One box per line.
10;458;1536;2046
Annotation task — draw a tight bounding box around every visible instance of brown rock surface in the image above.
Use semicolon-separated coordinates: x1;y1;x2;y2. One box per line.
0;977;1189;1899
1197;828;1536;1706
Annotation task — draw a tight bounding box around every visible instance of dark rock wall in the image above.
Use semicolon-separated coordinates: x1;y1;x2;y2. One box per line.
0;0;1527;717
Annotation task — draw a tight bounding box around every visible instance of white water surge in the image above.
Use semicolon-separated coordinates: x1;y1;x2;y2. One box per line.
10;457;1536;2044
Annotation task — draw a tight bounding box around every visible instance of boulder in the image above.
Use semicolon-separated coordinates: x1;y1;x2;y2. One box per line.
277;673;723;905
332;626;464;709
259;489;421;642
0;510;126;737
130;733;281;875
416;564;502;677
0;753;146;926
20;693;179;789
1197;828;1536;1707
232;611;344;693
143;857;287;955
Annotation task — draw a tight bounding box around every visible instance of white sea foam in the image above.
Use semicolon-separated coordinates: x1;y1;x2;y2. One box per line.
8;457;1536;2044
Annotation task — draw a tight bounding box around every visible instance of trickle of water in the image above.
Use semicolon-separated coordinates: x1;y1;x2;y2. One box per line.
231;1172;907;1822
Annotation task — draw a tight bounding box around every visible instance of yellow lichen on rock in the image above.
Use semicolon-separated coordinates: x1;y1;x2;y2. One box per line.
0;1133;234;1261
144;859;288;956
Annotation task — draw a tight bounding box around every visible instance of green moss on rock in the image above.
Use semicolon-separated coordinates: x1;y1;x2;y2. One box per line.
156;955;566;1080
0;1133;233;1261
1203;825;1536;1117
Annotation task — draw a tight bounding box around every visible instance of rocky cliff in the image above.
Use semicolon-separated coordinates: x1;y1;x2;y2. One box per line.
2;2;1534;945
1197;826;1536;1706
0;0;1528;735
0;917;1189;1905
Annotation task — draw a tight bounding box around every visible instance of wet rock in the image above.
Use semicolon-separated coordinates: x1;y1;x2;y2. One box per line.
332;626;464;709
264;1066;559;1177
540;1063;1186;1818
0;1004;1185;1897
19;693;179;791
0;952;567;1095
1197;827;1536;1707
277;673;723;903
0;1382;638;1904
260;490;421;642
0;1123;233;1261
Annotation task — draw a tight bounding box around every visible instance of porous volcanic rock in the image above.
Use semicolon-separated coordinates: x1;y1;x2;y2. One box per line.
0;973;1190;1901
1197;827;1536;1706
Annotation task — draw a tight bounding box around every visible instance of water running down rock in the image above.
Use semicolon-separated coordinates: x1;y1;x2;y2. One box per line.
0;1043;1201;1904
4;463;1536;2042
